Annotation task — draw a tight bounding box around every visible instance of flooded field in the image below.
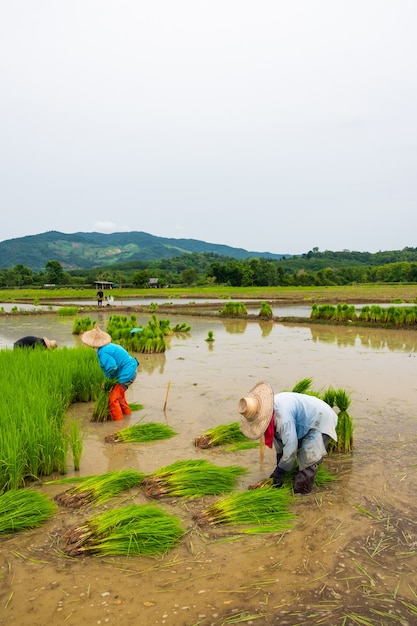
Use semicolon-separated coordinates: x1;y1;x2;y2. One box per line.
1;309;417;625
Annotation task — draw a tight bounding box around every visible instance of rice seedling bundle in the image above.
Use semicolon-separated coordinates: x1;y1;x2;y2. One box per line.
249;463;336;490
192;486;295;534
0;489;57;534
53;469;145;508
62;503;185;557
141;459;247;499
91;378;117;422
328;389;354;453
220;302;248;316
194;422;258;450
105;422;177;444
72;317;95;335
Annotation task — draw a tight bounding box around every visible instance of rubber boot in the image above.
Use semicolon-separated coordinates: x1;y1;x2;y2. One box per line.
294;464;318;494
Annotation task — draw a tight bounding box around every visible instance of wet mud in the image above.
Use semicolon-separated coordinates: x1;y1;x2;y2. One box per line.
1;311;417;625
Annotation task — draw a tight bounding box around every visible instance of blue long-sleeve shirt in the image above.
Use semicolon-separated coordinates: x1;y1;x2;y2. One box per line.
97;343;138;383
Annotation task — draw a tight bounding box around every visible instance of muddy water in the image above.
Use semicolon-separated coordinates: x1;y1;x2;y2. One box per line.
1;311;417;625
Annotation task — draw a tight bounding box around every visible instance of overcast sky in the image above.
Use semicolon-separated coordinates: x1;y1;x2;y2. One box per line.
1;1;416;255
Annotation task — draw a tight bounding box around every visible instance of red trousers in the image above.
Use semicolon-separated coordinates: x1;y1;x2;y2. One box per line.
109;383;131;421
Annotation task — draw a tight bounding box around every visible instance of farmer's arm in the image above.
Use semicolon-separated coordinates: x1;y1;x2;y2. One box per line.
98;350;118;379
277;419;298;472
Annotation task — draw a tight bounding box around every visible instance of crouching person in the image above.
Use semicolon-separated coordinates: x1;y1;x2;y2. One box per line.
81;326;139;421
238;382;338;494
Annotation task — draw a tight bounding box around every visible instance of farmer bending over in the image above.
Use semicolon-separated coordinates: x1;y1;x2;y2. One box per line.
81;326;139;421
238;382;338;494
14;336;57;349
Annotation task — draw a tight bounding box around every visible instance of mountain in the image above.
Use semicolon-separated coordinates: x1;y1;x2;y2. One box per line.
0;231;287;271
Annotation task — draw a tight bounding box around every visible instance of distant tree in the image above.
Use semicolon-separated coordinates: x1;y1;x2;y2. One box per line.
181;268;197;286
132;270;151;288
45;260;65;284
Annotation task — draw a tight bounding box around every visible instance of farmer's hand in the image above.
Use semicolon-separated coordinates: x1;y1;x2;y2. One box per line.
270;466;286;488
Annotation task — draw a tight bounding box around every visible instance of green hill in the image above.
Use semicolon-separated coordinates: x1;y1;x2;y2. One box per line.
0;230;287;271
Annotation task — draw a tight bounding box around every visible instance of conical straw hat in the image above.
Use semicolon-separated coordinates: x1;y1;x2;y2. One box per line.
81;326;111;348
238;381;274;440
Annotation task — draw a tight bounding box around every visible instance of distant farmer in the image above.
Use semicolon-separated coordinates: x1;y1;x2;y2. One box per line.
14;336;58;349
96;289;104;306
238;382;338;494
81;326;139;421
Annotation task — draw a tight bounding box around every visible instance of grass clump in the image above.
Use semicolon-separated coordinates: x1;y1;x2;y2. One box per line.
220;302;248;316
61;503;185;557
192;486;295;534
51;469;145;508
141;459;247;499
0;347;104;491
105;422;177;444
194;422;258;451
57;306;79;316
72;317;95;334
0;489;57;534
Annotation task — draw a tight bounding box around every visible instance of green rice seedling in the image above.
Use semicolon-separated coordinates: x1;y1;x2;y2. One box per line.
249;463;336;490
128;403;143;412
328;388;354;453
220;302;248;316
321;386;336;407
72;317;95;334
291;377;314;394
194;422;258;450
205;330;215;343
172;322;191;332
65;419;84;471
192;486;295;534
104;422;177;444
0;489;57;534
57;307;78;316
0;348;104;492
53;469;145;508
141;459;247;499
91;378;118;422
61;503;185;557
259;302;273;318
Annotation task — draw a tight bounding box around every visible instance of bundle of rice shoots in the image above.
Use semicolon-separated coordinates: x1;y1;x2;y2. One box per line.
192;486;295;534
105;422;177;444
194;422;258;450
249;463;336;490
291;377;314;394
62;503;184;557
329;388;354;453
53;470;145;508
0;489;57;534
141;459;247;499
329;410;354;453
91;379;117;422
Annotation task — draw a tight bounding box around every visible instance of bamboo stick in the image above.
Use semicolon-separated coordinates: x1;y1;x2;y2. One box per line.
163;381;171;411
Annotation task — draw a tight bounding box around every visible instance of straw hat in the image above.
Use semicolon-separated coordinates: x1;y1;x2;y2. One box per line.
43;337;57;349
80;326;111;348
238;381;274;440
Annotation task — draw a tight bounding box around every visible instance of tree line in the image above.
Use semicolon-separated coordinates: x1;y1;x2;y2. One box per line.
2;249;417;288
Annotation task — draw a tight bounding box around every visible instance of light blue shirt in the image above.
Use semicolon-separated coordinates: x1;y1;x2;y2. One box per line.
273;392;338;471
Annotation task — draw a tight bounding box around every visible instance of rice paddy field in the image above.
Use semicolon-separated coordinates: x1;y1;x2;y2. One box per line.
0;305;417;626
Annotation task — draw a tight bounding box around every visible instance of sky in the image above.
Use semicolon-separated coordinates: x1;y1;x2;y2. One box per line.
1;1;416;256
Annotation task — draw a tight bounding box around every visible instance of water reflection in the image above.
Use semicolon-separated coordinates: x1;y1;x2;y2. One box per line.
309;325;417;352
258;320;274;337
138;352;167;375
222;319;248;334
